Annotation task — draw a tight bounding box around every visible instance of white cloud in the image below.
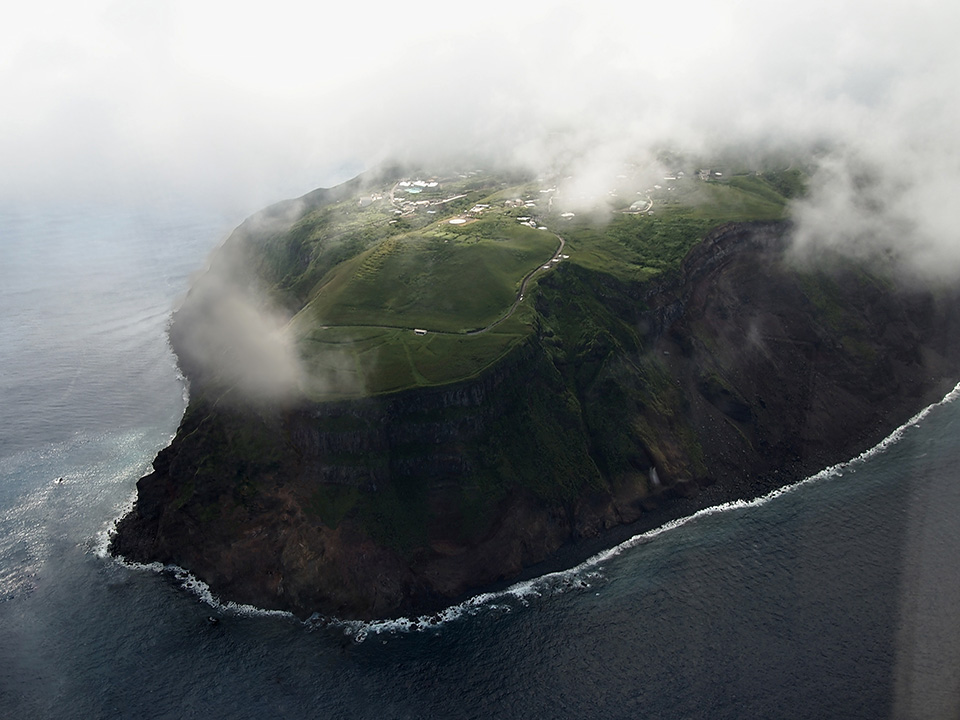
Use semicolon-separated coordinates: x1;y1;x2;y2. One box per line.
5;0;957;400
1;0;958;246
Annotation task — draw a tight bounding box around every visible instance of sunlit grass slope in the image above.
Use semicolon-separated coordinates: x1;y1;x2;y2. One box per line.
297;307;534;397
300;221;556;332
247;163;803;399
563;174;793;282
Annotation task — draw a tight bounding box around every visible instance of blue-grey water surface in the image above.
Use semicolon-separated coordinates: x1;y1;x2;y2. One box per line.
1;205;958;719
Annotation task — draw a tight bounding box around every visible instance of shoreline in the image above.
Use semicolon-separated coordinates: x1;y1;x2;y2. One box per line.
111;376;960;629
491;374;960;604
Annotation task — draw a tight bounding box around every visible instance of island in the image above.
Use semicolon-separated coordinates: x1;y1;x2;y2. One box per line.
110;157;960;619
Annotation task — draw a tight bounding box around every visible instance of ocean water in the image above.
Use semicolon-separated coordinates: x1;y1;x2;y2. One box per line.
2;205;959;719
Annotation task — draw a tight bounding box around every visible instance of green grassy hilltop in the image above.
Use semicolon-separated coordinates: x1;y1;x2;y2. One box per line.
236;160;803;399
117;154;960;619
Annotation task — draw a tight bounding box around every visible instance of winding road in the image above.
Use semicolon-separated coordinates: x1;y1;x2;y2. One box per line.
312;231;566;337
465;232;565;335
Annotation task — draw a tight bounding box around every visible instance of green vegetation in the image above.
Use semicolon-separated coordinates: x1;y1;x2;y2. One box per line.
298;316;531;397
231;160;803;399
563;173;791;282
298;223;554;332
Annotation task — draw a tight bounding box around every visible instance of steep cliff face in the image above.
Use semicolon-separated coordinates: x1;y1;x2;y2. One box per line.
111;221;960;619
650;223;960;490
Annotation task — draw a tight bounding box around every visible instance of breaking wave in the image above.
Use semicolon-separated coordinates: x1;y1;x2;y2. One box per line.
325;380;960;642
104;381;960;641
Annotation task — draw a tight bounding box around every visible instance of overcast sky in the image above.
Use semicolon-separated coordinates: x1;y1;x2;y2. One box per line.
2;0;958;239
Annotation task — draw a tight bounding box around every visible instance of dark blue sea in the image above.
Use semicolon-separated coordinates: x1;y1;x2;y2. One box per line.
2;204;959;719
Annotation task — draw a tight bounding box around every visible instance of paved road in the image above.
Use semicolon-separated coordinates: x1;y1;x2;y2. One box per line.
465;232;565;335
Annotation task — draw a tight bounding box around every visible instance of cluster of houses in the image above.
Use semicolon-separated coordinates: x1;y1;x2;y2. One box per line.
386;177;577;231
398;180;439;191
516;216;548;230
504;196;541;210
358;193;384;208
389;178;450;216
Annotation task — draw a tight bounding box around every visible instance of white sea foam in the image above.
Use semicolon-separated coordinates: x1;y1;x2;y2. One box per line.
105;381;960;640
93;488;139;560
105;546;295;620
319;380;960;641
165;319;192;408
95;427;181;560
169;566;293;619
0;430;161;599
101;469;294;620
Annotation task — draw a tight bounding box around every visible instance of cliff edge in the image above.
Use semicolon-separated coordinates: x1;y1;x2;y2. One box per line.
110;218;960;619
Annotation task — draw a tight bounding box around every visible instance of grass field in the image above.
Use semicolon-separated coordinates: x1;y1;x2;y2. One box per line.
298;221;556;332
297;303;535;398
562;173;792;282
249;164;803;398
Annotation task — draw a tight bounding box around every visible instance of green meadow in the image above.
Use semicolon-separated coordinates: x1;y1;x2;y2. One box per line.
298;307;534;397
299;221;556;332
561;173;792;282
260;165;802;399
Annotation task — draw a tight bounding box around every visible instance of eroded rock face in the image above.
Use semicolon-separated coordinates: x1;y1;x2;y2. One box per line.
658;223;960;488
110;222;960;619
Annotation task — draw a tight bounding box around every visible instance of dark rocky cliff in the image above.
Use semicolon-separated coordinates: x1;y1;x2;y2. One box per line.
110;221;960;619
